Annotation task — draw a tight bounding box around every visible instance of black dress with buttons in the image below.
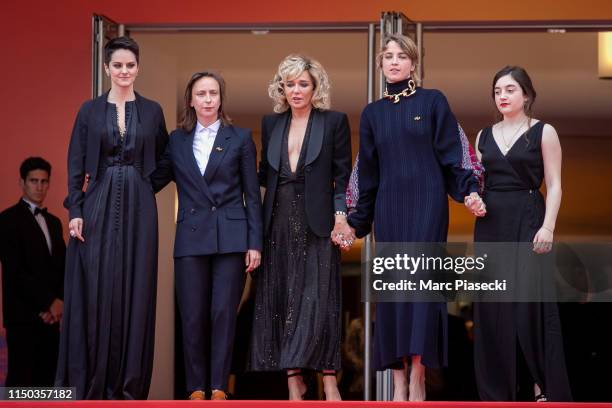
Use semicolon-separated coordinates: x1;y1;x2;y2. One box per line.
473;121;571;401
57;101;161;399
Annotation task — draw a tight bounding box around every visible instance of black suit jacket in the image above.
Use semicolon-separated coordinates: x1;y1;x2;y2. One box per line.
259;109;352;237
151;124;263;257
64;92;168;220
0;200;66;327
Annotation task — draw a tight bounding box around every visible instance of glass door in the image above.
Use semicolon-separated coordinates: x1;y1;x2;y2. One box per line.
92;15;124;97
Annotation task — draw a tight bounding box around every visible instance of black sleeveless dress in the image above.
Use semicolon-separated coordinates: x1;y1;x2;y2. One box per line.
250;116;342;371
473;122;571;401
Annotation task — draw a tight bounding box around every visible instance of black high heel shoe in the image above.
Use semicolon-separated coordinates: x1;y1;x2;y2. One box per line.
287;370;307;400
535;393;547;402
321;371;342;401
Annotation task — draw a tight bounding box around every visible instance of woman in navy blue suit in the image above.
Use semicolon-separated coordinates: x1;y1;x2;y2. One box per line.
346;35;483;401
152;71;262;400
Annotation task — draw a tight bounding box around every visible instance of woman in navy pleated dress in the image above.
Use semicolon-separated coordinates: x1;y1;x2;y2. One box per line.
346;34;482;401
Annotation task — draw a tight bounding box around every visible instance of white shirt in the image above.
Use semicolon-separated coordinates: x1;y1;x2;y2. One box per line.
193;119;221;176
22;198;52;254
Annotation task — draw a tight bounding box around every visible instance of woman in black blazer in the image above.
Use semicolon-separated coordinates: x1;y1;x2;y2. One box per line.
56;37;168;399
249;54;352;400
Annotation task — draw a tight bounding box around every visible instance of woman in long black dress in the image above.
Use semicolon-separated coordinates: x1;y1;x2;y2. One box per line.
250;54;351;400
345;34;482;401
468;66;571;401
56;37;168;399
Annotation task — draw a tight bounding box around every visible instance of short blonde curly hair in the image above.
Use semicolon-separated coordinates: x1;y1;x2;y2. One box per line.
268;54;331;113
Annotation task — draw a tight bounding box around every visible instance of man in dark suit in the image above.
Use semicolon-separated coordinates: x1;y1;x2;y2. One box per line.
0;157;66;386
152;71;262;400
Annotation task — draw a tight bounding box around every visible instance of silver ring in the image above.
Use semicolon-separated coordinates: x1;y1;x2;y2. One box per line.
70;230;76;237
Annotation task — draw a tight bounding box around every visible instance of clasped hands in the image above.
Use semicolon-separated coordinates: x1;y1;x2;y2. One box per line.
331;215;356;252
464;192;487;217
39;298;63;325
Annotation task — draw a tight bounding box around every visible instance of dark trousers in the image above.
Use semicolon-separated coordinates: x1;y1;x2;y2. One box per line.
5;322;60;387
474;302;571;401
175;253;245;393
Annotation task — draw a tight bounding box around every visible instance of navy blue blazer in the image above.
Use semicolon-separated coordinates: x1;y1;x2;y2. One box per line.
152;124;263;258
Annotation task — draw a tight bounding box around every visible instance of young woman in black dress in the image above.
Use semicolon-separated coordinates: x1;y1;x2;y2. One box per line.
467;66;571;402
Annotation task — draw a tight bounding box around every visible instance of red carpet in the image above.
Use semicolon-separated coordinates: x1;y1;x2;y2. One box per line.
0;402;608;407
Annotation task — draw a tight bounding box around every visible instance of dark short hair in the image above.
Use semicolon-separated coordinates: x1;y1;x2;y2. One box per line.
179;71;232;132
492;65;537;118
20;157;51;180
104;36;139;64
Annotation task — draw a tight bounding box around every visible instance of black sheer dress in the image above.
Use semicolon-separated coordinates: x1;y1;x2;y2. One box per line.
250;117;341;371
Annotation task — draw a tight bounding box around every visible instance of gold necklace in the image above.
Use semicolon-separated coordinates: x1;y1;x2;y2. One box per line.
383;79;416;103
500;119;527;153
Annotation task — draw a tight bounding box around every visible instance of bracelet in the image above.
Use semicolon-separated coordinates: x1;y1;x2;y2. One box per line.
334;211;347;217
541;226;554;233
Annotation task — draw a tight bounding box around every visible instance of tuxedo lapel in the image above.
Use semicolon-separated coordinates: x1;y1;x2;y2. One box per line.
41;212;61;253
182;129;215;203
203;125;232;183
305;109;324;165
17;200;50;256
267;112;289;172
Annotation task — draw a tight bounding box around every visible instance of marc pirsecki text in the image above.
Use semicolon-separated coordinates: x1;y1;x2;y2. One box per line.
372;279;507;292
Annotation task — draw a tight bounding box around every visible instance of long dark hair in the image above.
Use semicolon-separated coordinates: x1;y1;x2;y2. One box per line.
180;71;232;132
492;65;537;121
